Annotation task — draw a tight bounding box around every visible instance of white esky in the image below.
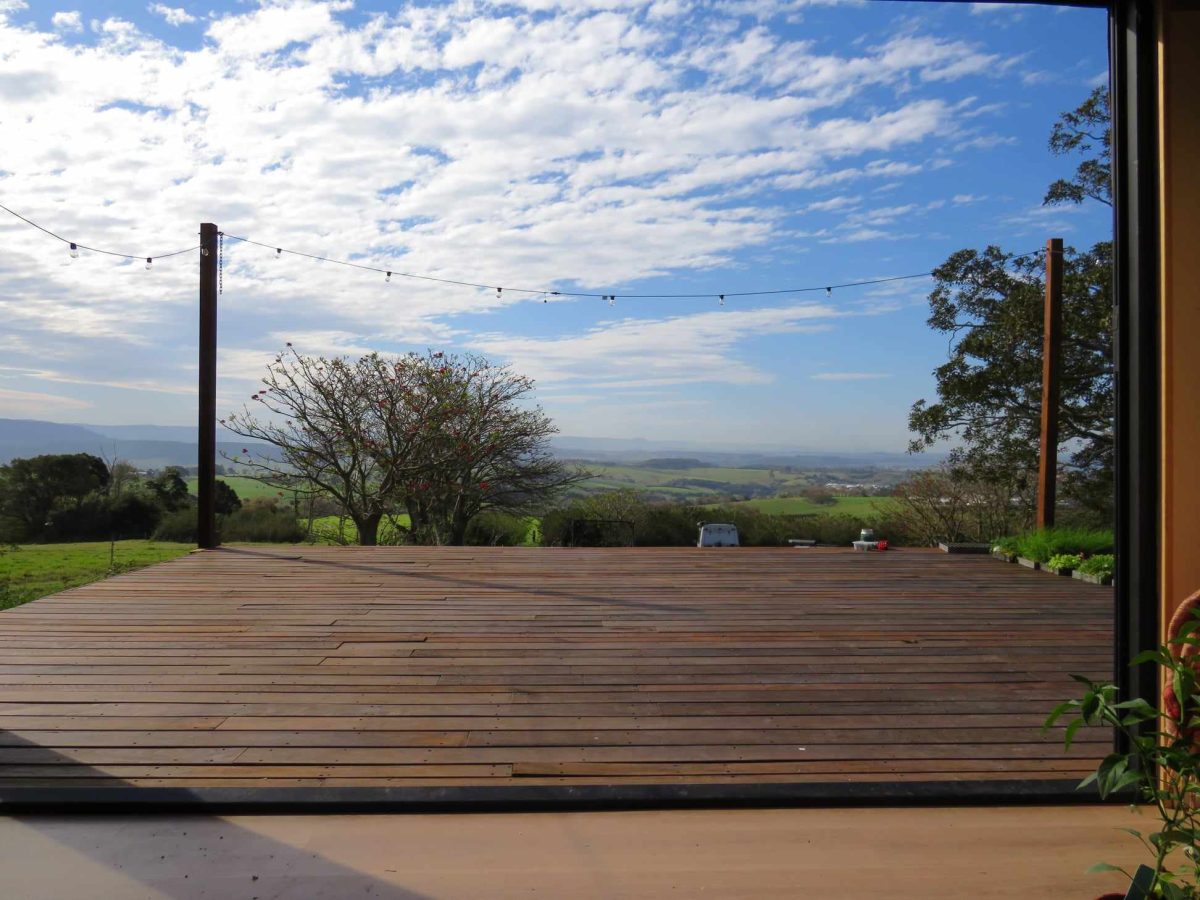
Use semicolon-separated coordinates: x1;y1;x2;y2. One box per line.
0;0;1110;452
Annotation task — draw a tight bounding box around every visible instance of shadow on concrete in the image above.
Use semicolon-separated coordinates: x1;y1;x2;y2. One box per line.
0;731;432;899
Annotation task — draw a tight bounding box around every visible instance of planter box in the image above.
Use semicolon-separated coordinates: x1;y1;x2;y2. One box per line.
992;549;1017;563
1017;557;1041;570
1073;570;1113;586
1046;565;1075;577
938;542;991;554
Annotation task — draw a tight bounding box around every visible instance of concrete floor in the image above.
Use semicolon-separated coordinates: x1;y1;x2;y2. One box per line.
0;805;1142;899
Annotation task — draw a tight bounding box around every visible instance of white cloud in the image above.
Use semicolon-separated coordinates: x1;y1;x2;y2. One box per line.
470;303;840;388
147;4;196;27
970;3;1027;14
810;372;892;381
0;386;91;414
51;10;82;32
0;0;1040;434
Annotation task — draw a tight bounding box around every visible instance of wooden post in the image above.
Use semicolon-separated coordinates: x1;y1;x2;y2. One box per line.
198;223;219;549
1036;237;1064;530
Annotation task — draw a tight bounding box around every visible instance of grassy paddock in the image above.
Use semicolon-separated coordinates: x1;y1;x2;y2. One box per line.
721;495;898;518
186;475;306;503
0;540;193;610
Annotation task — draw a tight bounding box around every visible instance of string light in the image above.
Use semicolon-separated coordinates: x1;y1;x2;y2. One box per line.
0;202;199;262
1;202;1049;302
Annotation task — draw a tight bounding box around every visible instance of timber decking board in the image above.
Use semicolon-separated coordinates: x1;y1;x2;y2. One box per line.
0;546;1111;793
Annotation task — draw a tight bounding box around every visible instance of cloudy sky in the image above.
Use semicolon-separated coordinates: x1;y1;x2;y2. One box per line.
0;0;1109;451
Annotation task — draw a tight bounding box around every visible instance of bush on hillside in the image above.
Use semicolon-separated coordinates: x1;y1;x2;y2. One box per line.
45;493;163;542
540;491;918;547
890;468;1029;546
153;508;196;543
464;511;532;546
221;499;305;543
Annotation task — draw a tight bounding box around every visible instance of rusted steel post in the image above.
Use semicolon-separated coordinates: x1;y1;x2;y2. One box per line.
198;223;219;549
1036;237;1064;530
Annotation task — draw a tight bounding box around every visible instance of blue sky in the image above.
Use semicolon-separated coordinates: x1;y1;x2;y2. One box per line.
0;0;1110;452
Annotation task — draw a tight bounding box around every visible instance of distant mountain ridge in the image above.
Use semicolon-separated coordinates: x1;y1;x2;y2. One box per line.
0;418;943;470
0;419;274;469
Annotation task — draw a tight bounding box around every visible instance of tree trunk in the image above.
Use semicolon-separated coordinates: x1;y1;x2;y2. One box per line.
449;508;470;546
354;513;382;546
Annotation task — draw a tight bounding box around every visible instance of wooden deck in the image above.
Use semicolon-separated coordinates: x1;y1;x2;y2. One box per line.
0;546;1113;798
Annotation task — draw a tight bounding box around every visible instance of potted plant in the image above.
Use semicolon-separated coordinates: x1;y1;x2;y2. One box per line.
1046;552;1083;576
992;536;1019;563
1045;611;1200;898
1074;553;1115;586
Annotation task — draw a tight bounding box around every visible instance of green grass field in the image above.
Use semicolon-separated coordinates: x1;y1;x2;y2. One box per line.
0;541;193;611
722;495;898;518
306;514;411;543
186;475;304;502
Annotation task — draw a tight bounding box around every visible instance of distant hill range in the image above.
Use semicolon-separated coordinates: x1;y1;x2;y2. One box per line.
0;418;943;470
0;419;277;469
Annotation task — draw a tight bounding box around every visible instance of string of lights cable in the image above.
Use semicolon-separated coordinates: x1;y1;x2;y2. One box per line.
0;203;200;267
2;202;1050;302
222;233;1048;303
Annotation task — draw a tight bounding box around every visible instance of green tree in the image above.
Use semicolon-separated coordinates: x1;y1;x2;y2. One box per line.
146;467;190;511
909;89;1114;519
213;480;241;516
0;453;110;541
1044;85;1111;208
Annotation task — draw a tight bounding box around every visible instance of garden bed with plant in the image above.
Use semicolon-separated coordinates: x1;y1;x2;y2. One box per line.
991;527;1114;584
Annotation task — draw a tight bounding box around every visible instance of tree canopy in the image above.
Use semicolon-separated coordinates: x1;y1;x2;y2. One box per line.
223;347;582;545
909;88;1114;520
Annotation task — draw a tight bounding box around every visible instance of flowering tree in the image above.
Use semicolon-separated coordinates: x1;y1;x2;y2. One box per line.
222;347;449;545
397;352;587;545
223;347;583;546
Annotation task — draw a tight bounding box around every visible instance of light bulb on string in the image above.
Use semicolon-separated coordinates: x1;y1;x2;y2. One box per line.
718;294;725;307
496;287;502;298
145;257;153;271
826;286;832;297
275;248;282;259
607;295;616;308
69;242;79;259
386;271;392;283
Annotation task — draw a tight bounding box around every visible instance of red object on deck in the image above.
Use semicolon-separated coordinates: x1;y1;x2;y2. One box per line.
876;540;888;551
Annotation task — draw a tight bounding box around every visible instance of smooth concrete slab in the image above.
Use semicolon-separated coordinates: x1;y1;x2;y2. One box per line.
0;804;1139;899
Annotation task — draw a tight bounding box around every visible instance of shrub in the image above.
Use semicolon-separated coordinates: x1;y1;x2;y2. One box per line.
890;468;1029;546
993;535;1020;555
1077;554;1115;578
464;511;533;546
153;508;196;542
222;501;305;543
1046;553;1083;572
540;492;919;547
1011;527;1114;563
